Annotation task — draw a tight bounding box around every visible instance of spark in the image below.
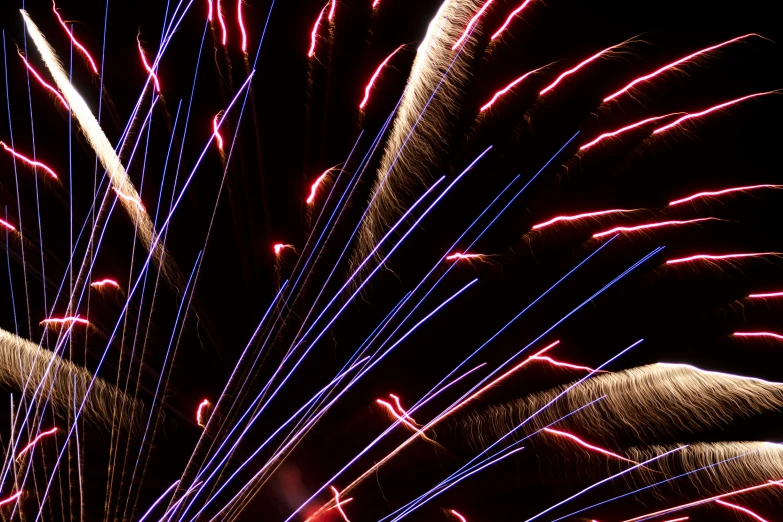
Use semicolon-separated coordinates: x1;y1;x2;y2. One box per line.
445;252;484;261
15;427;58;460
217;0;228;45
359;45;405;109
329;486;351;522
480;68;538;112
542;428;633;462
668;184;783;206
452;0;495;51
376;399;420;431
450;510;467;522
213;114;224;150
733;331;783;341
237;0;247;51
308;5;328;58
653;91;777;134
0;492;22;507
0;219;17;232
273;243;295;256
532;209;637;230
540;42;624;95
52;1;99;74
592;218;718;238
748;291;783;299
0;141;59;179
579;114;682;150
17;50;69;109
666;252;783;265
90;279;120;289
40;316;90;327
715;500;769;522
112;187;145;211
196;399;211;428
137;35;161;92
207;0;213;21
490;0;532;40
603;34;761;103
328;0;336;21
306;170;331;205
530;356;601;373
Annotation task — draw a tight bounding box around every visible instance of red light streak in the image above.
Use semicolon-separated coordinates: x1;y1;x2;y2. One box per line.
273;243;294;256
237;0;247;51
666;252;782;265
490;0;532;41
112;188;145;211
659;518;689;522
372;0;381;8
213;115;224;150
592;218;717;238
445;252;484;261
328;0;336;22
734;331;783;341
40;316;90;327
377;399;420;431
0;219;17;232
196;399;211;427
668;184;783;206
52;1;99;74
530;356;601;373
90;278;120;289
360;45;404;110
217;0;228;45
207;0;213;21
532;209;637;230
16;427;58;460
0;141;59;180
748;291;783;299
17;51;69;110
452;0;495;51
579;114;682;150
329;486;351;522
0;491;22;507
307;170;331;205
137;36;161;93
653;91;777;134
450;510;467;522
480;68;539;112
308;5;328;58
540;43;622;95
603;34;760;103
389;394;417;424
542;428;633;462
715;500;769;522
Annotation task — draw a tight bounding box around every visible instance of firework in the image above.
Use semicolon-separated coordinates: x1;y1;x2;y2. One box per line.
359;45;405;110
0;140;59;179
51;1;99;74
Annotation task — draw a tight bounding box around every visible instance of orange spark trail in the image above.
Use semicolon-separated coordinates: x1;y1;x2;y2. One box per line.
329;487;351;522
308;5;328;58
207;0;213;21
666;252;783;265
137;36;161;93
15;427;58;460
490;0;532;41
450;510;467;522
715;500;770;522
52;1;99;74
0;219;17;232
90;278;120;289
273;243;294;256
0;491;22;507
532;209;637;230
542;428;633;462
0;141;59;180
112;187;145;211
196;399;211;427
17;51;69;109
530;356;601;373
540;42;624;95
592;218;718;238
668;184;783;206
579;114;682;150
603;34;761;103
328;0;336;21
734;331;783;341
212;115;224;150
749;291;783;299
306;170;330;205
620;479;783;522
40;316;90;327
653;91;777;134
237;0;247;51
445;252;484;261
452;0;495;51
480;68;539;112
359;45;405;109
217;0;228;45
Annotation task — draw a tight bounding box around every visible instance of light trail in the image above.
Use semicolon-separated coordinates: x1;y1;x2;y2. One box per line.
376;399;419;431
715;500;769;522
480;67;540;112
653;91;777;134
137;35;161;92
733;331;783;341
372;0;382;8
213;114;224;150
667;252;782;265
540;41;626;95
274;243;295;256
542;428;633;462
530;356;600;373
604;34;761;102
450;510;467;522
328;0;336;21
659;518;689;522
15;427;58;460
579;114;682;150
668;184;783;206
592;218;718;238
39;316;90;326
52;1;99;73
490;0;532;40
0;219;17;232
452;0;494;50
389;394;416;424
533;209;638;230
308;4;328;57
445;252;484;261
748;291;783;299
359;45;405;109
237;0;247;51
307;170;331;204
0;491;22;507
217;0;228;45
17;50;69;109
207;0;213;21
90;278;120;289
196;399;211;428
330;487;351;522
0;141;59;179
112;187;145;211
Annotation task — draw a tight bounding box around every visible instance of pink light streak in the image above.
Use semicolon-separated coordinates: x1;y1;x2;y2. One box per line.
748;291;783;299
540;43;622;95
40;316;90;327
207;0;213;21
579;113;683;150
389;394;420;425
196;399;211;427
0;491;22;507
532;209;637;230
308;5;328;58
450;510;467;522
217;0;228;45
543;428;633;462
0;141;59;180
452;0;495;51
376;399;419;431
668;184;783;206
90;278;120;289
480;68;539;112
734;331;783;341
273;243;294;256
490;0;532;41
112;188;145;211
715;500;770;522
52;1;99;74
604;34;760;103
328;0;337;22
654;91;777;134
329;486;351;522
238;0;247;52
372;0;381;8
667;252;782;265
213;115;224;150
592;218;718;238
307;170;331;204
658;518;689;522
0;219;17;232
530;356;601;373
137;36;161;92
16;427;58;460
360;45;404;109
17;51;69;110
445;252;484;261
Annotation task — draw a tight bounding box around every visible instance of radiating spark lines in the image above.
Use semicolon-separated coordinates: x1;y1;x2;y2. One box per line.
0;141;59;179
0;219;17;232
490;0;532;40
196;399;211;428
734;331;783;341
715;500;770;522
445;252;484;261
52;1;99;74
667;252;782;265
450;509;467;522
112;187;145;210
592;218;718;238
480;67;539;112
748;291;783;299
274;243;295;256
90;278;120;289
540;42;624;95
237;0;248;51
542;428;633;462
533;209;637;230
329;486;351;522
653;91;778;134
668;184;783;206
579;114;682;150
360;45;404;109
452;0;494;50
308;5;328;57
0;491;22;507
603;34;761;103
39;316;90;327
213;114;224;150
307;170;331;204
217;0;228;45
15;427;58;460
137;35;161;92
16;50;69;109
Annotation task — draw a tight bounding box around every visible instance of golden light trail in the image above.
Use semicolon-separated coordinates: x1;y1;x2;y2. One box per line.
137;35;161;92
196;399;211;428
603;34;761;103
592;218;718;238
17;50;69;109
490;0;532;41
0;491;23;507
542;428;634;462
237;0;248;51
306;170;331;205
579;114;682;150
359;45;405;110
668;184;783;206
450;509;468;522
329;486;351;522
0;219;17;232
715;500;769;522
666;252;783;265
217;0;228;45
308;4;328;58
479;67;539;112
748;291;783;299
452;0;495;51
40;316;90;327
52;1;99;74
90;278;120;289
532;209;638;230
0;141;59;180
540;41;626;95
733;331;783;341
653;91;778;134
213;114;224;150
15;427;58;460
